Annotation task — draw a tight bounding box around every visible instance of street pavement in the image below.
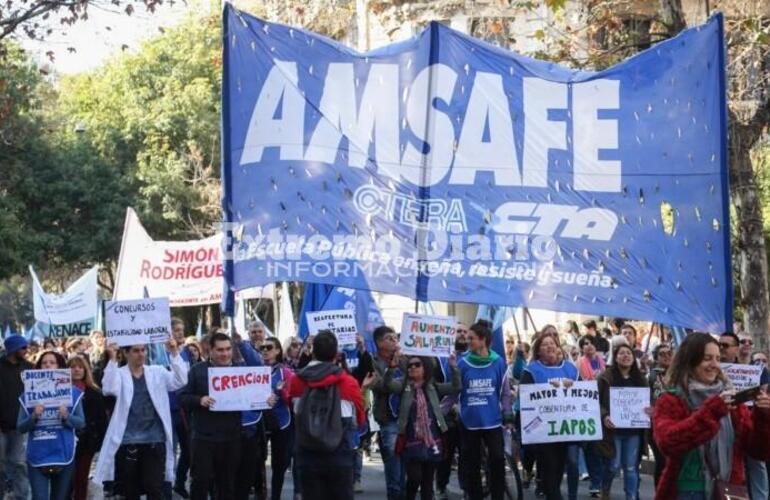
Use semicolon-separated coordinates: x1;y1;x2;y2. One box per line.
273;452;657;500
87;450;656;499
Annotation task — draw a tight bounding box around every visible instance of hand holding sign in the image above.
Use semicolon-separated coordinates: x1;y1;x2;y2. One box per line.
200;396;216;409
756;389;770;410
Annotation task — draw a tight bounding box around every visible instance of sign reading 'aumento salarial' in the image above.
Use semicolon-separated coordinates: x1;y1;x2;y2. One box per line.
221;5;731;332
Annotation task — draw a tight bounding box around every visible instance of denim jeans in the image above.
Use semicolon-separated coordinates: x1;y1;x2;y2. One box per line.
584;444;603;491
378;420;403;499
746;457;769;500
566;444;580;500
0;430;30;499
602;433;640;500
578;447;587;476
354;448;363;483
28;462;74;500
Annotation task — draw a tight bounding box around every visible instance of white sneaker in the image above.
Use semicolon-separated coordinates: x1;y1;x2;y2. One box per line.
354;480;364;493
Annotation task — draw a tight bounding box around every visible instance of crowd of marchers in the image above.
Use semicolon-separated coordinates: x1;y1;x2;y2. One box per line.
0;317;768;500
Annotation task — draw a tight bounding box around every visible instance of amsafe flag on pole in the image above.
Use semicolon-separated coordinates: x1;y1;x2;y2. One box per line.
221;5;731;333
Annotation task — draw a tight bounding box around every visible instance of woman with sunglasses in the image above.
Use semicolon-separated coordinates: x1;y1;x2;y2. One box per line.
259;337;296;500
383;354;460;500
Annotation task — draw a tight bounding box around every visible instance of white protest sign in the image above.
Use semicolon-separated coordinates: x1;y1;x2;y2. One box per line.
104;298;171;347
208;366;272;411
722;363;763;391
31;265;98;328
23;369;72;408
722;363;764;406
399;313;456;357
610;387;651;429
306;309;357;347
113;208;275;307
519;381;603;445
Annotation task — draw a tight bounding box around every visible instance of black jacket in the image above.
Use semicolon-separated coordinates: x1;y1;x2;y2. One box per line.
0;355;32;431
76;386;109;456
179;361;241;442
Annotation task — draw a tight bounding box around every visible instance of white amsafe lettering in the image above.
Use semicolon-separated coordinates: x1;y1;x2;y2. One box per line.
239;62;621;194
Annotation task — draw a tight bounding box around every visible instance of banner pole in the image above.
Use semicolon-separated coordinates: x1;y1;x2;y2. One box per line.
512;312;522;344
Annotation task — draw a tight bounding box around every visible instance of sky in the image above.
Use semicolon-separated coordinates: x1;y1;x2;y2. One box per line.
21;0;206;75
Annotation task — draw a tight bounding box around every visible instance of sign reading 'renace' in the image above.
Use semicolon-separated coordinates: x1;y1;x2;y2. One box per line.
104;297;171;347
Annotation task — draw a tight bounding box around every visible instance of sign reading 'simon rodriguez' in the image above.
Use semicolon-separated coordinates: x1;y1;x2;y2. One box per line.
221;5;732;333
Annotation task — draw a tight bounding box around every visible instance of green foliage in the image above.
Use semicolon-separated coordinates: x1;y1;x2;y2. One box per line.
0;13;222;326
57;13;222;239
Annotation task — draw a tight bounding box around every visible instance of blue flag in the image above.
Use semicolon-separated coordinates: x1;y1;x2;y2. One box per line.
298;283;382;354
221;6;731;333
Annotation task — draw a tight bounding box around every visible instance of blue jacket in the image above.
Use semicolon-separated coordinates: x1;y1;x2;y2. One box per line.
458;352;513;430
18;387;85;467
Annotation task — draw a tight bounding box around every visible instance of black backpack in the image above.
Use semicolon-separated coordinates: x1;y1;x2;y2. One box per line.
295;381;344;452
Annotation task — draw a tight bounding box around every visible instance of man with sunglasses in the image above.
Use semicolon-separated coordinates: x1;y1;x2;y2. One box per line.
369;325;407;500
718;332;740;363
721;332;770;500
0;335;32;499
738;333;755;365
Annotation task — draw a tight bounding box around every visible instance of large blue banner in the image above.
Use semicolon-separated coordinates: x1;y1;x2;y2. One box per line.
221;5;731;333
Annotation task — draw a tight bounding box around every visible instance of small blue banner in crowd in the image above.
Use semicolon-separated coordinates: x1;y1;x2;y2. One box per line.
221;5;731;333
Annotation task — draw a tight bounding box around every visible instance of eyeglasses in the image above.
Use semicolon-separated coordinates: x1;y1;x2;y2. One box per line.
407;362;422;369
259;345;275;352
740;339;754;346
753;358;768;365
719;342;736;349
250;330;263;335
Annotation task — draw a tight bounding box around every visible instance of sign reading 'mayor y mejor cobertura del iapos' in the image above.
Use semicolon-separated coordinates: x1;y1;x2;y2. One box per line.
221;5;731;333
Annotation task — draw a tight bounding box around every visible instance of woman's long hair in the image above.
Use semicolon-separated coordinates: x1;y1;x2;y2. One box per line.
264;337;284;364
68;355;100;391
604;345;646;386
666;332;726;393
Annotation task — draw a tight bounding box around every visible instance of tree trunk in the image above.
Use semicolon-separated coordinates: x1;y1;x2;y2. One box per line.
730;122;770;352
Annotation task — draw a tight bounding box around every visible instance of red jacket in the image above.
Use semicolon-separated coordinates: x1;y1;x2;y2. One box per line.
288;365;366;427
653;392;770;499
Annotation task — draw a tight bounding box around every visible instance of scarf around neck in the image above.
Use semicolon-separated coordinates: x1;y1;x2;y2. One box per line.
412;383;437;449
685;378;734;492
466;349;500;366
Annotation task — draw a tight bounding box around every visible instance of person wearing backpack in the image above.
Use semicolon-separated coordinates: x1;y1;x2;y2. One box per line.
288;330;365;500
